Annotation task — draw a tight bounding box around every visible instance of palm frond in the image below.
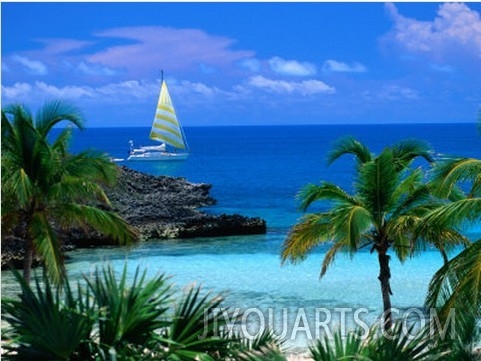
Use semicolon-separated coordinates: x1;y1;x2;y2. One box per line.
389;170;428;215
2;100;137;285
47;175;111;206
320;240;350;278
238;347;287;361
430;157;481;198
85;264;172;348
422;198;481;229
309;326;367;361
390;138;434;170
6;168;34;209
1;269;94;361
426;240;481;321
365;321;445;361
357;149;398;224
35;100;84;136
50;126;74;156
327;136;372;166
52;203;137;245
29;211;65;285
228;326;286;360
245;328;285;354
297;182;357;211
64;150;118;187
162;285;230;359
330;204;373;254
389;205;470;262
281;213;332;264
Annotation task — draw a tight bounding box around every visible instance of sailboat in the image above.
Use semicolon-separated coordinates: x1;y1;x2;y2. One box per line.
127;76;189;161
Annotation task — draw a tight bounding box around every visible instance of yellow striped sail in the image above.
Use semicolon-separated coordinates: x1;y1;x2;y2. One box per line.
149;81;187;150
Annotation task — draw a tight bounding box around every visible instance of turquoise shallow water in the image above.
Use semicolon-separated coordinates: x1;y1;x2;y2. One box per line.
2;123;480;350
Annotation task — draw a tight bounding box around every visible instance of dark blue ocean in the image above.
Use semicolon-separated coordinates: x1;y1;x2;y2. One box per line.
3;123;480;350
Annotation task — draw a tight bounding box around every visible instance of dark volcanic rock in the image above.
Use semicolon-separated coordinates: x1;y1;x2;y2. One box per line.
100;166;266;242
2;166;267;269
104;166;217;227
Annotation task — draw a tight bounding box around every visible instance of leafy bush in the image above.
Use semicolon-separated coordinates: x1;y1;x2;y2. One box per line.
1;264;284;361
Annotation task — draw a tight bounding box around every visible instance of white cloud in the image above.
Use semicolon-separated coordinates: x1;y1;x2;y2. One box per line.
37;38;93;55
268;56;317;76
1;79;230;106
182;81;217;97
2;81;94;102
78;62;117;76
385;3;481;58
248;76;334;95
12;55;48;75
322;59;367;73
96;80;152;98
1;82;32;99
35;81;94;98
88;26;254;77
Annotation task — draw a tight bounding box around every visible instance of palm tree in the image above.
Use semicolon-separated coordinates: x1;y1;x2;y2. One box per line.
421;156;481;360
424;157;481;318
281;137;469;331
1;101;137;284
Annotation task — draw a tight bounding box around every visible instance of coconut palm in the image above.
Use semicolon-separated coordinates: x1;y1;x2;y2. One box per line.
1;101;137;284
281;137;469;331
424;156;481;341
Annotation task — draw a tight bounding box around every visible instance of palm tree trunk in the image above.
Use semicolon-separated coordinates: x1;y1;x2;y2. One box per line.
23;237;33;284
378;249;393;331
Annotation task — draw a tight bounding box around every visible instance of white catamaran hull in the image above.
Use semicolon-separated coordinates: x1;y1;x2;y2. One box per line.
127;152;189;161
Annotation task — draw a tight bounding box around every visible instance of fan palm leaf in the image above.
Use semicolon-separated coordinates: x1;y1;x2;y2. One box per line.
85;264;172;349
1;269;94;361
236;328;286;361
161;286;231;360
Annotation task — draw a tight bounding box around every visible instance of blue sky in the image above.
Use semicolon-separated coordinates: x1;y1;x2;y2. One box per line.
2;2;481;127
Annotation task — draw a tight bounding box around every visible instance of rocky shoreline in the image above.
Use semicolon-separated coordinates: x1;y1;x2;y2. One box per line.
1;166;266;269
104;166;266;240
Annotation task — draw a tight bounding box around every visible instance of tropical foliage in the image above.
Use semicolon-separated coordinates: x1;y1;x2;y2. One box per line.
1;101;137;284
281;137;469;330
309;321;447;361
1;264;286;361
422;156;481;360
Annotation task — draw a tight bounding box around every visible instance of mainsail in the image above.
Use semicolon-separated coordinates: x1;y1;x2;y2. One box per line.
149;81;187;150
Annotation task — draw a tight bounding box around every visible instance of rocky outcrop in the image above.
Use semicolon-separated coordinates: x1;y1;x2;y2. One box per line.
2;166;266;269
99;166;267;242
